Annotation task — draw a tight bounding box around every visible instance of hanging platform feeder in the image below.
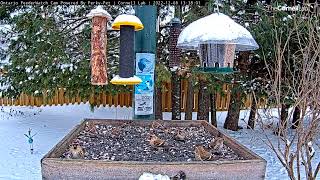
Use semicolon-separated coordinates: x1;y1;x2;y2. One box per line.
110;14;144;85
177;13;259;74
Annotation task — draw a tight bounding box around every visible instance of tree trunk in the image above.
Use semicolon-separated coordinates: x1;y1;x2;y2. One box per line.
210;92;217;127
280;103;289;129
224;86;241;131
171;72;181;120
247;95;257;129
185;77;193;120
291;106;300;129
197;79;209;121
155;86;162;120
276;103;289;136
224;51;249;131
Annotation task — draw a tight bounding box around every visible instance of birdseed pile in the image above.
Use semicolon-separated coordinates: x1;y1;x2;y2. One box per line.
61;122;244;162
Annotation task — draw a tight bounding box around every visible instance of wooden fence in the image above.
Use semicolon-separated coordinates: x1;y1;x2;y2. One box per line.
0;81;266;111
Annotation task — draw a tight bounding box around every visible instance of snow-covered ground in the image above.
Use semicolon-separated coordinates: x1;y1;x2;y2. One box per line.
0;104;318;180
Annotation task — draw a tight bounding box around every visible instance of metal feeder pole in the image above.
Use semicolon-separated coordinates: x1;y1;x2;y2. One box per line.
133;5;157;120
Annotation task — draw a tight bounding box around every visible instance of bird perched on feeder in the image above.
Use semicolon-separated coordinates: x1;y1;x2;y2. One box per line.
85;122;97;134
209;136;224;154
151;121;164;129
174;130;186;142
69;144;85;159
149;134;167;148
110;14;144;85
194;145;212;161
110;127;121;139
150;121;169;134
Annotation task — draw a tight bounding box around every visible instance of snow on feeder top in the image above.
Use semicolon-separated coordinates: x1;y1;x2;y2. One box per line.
110;14;144;85
87;6;112;18
177;13;259;73
111;14;144;31
87;6;112;85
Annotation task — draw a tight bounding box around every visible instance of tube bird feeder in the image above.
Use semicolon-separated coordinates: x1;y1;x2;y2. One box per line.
87;6;112;85
110;14;144;85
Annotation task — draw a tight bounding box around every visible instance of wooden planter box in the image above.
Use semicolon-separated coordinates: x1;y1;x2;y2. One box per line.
41;119;266;180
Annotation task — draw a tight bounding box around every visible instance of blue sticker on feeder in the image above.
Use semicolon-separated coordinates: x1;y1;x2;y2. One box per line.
136;53;155;75
177;13;259;74
137;58;153;74
135;75;154;94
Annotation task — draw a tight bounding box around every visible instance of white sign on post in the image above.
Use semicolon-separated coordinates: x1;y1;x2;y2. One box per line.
134;53;155;115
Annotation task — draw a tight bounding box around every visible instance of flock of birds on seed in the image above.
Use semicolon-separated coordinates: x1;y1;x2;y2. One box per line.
67;121;225;161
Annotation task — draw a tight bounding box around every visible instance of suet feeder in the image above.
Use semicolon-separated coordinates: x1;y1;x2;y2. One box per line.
87;6;112;85
177;13;259;74
110;14;144;85
169;18;182;68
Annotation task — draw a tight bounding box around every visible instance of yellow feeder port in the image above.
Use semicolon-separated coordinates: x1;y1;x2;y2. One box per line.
111;14;144;31
110;75;142;85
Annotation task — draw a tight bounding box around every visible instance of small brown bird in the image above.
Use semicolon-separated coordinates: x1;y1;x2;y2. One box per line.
110;127;121;138
69;144;85;159
149;134;166;147
86;123;97;134
174;130;186;142
163;128;170;134
194;145;212;161
151;121;165;130
209;137;224;152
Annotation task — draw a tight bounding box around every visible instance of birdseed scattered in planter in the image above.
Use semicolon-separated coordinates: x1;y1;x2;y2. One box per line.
61;122;244;162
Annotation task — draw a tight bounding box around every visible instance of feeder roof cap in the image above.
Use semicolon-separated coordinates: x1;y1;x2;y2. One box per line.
110;75;142;85
112;14;144;31
87;6;112;19
177;13;259;51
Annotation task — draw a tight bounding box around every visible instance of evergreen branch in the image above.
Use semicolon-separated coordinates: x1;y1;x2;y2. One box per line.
58;16;87;24
60;19;89;34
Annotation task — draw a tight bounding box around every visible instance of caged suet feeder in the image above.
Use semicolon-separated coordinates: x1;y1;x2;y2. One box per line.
110;14;144;85
87;6;112;85
168;17;182;68
177;13;259;74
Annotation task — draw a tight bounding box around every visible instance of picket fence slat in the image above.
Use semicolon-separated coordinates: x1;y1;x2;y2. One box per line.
0;81;267;111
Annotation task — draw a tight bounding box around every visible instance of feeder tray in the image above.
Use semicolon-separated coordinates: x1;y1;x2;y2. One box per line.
41;119;267;180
